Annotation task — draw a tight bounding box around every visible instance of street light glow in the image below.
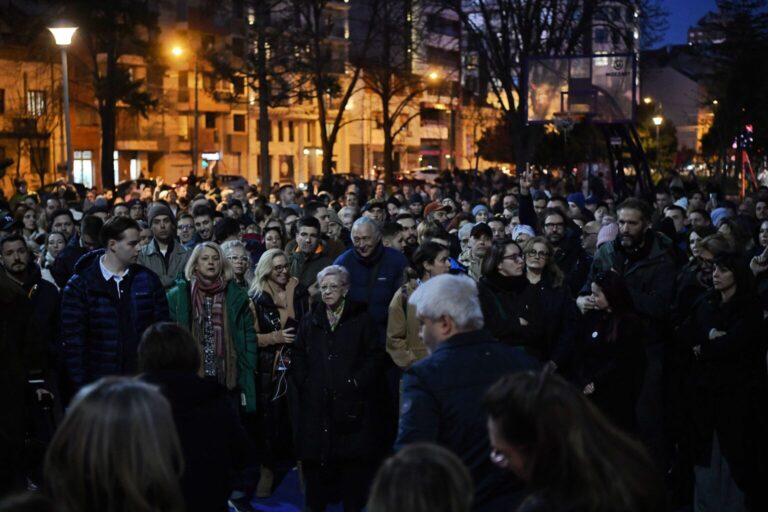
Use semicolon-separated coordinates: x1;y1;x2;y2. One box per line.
48;26;78;46
428;71;439;81
652;115;663;126
171;46;184;57
713;99;719;105
643;97;652;104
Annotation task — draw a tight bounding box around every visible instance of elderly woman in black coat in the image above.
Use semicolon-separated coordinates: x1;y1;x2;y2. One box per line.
290;264;384;512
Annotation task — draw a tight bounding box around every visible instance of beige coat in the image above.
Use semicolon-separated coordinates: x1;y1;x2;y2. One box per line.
386;279;428;368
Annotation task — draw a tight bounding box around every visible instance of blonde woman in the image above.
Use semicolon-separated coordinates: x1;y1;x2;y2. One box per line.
166;241;257;413
248;248;309;496
44;377;184;512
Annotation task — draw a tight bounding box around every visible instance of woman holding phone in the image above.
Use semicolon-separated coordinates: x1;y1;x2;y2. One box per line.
249;248;309;497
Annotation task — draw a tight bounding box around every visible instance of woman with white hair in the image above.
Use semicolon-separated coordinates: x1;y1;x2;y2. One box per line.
166;241;257;413
247;248;309;497
290;264;384;511
221;240;254;289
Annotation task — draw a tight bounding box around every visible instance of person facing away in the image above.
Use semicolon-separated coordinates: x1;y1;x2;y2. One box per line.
396;273;539;512
483;370;666;512
60;216;169;389
138;322;256;512
43;377;184;512
367;443;474;512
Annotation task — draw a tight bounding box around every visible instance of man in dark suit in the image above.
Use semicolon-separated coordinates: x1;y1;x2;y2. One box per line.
396;273;539;511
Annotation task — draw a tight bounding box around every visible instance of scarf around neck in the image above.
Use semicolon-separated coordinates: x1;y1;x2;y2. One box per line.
191;273;237;390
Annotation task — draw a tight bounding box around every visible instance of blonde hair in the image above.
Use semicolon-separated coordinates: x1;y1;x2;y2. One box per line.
523;236;565;288
44;377;184;512
221;240;254;284
184;241;234;281
249;248;288;296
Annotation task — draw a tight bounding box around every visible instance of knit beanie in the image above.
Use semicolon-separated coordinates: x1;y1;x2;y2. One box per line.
147;203;174;225
597;223;619;248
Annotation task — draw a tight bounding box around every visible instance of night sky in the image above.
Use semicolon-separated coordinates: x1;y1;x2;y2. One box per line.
661;0;719;47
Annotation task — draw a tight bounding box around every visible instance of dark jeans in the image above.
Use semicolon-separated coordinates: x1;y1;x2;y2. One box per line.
303;459;376;512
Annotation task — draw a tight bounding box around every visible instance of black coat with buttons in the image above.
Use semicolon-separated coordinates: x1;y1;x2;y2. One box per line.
289;300;386;462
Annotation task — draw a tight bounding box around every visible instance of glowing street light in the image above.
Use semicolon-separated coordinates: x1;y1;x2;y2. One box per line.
643;96;652;105
48;26;77;184
428;71;439;81
652;116;663;171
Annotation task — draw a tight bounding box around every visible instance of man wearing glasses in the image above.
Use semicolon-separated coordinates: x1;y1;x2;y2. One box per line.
138;204;190;289
542;208;589;297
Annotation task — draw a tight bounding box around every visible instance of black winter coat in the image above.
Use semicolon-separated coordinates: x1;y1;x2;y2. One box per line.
51;234;87;288
290;300;385;462
575;311;646;431
529;277;577;368
681;290;764;488
142;371;256;512
61;250;170;387
478;274;543;348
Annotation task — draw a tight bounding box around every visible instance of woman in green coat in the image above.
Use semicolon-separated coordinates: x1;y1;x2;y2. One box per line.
167;241;258;413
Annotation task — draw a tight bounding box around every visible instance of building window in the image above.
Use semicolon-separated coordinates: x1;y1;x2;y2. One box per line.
231;37;245;58
288;121;294;142
73;150;94;189
205;112;216;129
233;76;245;96
0;89;4;114
278;121;284;142
26;90;46;117
594;28;608;44
233;114;246;132
178;71;189;102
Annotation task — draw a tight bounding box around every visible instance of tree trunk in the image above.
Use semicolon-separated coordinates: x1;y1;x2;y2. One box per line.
257;0;271;191
101;103;116;190
382;96;395;185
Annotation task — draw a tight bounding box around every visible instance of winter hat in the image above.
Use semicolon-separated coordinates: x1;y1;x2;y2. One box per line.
424;202;449;218
597;223;619;248
511;224;535;241
471;204;490;218
409;193;424;204
710;207;734;227
147;203;174;225
458;222;474;242
674;197;689;210
567;192;586;210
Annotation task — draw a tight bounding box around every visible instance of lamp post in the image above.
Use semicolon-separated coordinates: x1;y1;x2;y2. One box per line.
172;45;199;177
48;26;77;184
652;115;663;171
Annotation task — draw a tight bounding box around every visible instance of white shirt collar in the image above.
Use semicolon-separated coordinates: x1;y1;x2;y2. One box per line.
99;255;129;282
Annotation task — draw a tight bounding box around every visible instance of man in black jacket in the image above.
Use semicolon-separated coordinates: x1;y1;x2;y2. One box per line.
396;274;538;511
541;208;590;296
61;217;169;389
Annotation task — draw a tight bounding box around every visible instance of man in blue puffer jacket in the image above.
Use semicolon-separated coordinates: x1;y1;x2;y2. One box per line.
61;216;169;389
334;216;409;345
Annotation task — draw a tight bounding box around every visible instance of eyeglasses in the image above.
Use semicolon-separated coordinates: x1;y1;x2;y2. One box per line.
273;264;289;272
490;448;510;469
319;284;341;293
227;256;250;263
503;253;523;261
178;224;194;231
525;249;551;259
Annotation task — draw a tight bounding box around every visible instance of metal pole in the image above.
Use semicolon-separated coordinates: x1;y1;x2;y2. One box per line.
193;57;199;177
655;124;660;171
60;47;74;184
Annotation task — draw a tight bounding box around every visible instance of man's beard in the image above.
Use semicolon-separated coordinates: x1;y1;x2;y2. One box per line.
620;233;642;249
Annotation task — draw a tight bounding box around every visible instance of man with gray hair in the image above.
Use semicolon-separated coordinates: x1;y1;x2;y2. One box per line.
396;273;537;511
334;217;409;345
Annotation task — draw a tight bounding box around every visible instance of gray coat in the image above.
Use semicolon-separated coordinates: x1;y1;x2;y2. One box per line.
138;238;191;289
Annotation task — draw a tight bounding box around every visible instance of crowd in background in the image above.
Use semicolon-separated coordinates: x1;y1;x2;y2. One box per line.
1;167;767;512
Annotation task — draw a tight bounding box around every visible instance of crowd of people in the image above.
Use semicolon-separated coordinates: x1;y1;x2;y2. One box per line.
1;168;767;512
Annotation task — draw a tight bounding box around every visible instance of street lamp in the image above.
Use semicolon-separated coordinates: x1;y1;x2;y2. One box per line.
171;45;199;177
652;115;663;171
49;26;77;184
